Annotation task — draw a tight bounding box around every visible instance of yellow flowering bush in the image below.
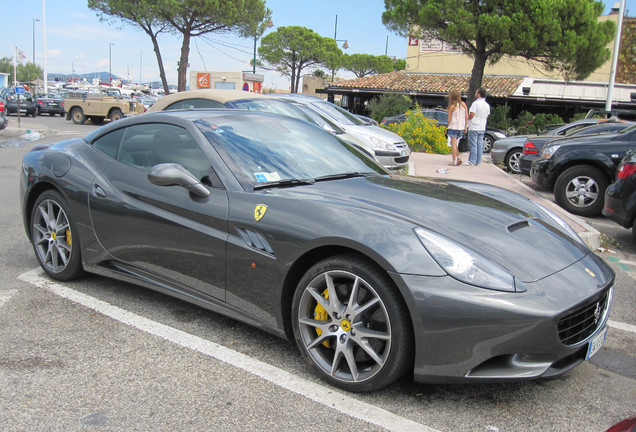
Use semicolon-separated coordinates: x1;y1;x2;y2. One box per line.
383;110;449;154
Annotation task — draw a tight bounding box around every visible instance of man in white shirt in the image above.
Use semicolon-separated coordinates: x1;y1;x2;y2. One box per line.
466;88;490;166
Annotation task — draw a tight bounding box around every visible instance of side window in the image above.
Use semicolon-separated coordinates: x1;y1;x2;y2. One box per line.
164;98;226;111
118;123;211;181
92;128;125;159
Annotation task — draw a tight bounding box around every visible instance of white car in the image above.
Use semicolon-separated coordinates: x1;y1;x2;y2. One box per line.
274;94;411;170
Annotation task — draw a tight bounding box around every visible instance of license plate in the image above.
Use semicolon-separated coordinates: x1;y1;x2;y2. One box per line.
586;326;607;359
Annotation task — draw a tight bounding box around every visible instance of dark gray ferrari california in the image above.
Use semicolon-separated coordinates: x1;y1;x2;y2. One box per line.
20;110;614;392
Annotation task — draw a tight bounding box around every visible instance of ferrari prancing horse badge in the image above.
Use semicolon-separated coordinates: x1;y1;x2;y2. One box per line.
254;204;268;221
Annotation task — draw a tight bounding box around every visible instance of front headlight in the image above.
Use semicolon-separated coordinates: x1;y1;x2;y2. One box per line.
493;131;506;138
541;145;561;159
369;136;396;151
414;228;516;292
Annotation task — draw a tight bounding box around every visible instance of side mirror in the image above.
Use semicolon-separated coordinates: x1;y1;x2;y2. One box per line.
148;163;210;198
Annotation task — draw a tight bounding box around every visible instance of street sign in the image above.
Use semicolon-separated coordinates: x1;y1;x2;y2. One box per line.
15;86;25;94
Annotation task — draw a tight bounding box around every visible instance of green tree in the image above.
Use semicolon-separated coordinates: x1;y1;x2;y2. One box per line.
89;0;269;93
342;53;405;77
89;0;171;94
382;0;615;106
258;26;343;93
0;57;43;87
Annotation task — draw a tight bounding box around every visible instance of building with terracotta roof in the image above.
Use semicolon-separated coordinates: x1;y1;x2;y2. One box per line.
317;8;635;119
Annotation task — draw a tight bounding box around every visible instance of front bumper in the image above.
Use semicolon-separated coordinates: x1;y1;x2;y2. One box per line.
530;158;555;190
375;147;411;169
391;252;614;383
519;154;537;176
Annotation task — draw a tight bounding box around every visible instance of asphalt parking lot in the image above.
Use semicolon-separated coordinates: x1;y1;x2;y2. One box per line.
1;115;635;432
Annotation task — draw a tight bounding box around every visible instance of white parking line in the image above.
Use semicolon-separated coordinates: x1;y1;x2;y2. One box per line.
18;268;438;432
0;289;18;309
608;320;636;334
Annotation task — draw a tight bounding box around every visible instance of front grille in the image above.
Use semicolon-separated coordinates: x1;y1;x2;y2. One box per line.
558;289;611;346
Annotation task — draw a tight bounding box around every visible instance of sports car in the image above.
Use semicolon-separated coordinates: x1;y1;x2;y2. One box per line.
20;110;614;392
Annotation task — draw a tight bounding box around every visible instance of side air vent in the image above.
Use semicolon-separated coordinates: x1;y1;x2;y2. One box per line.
236;227;275;256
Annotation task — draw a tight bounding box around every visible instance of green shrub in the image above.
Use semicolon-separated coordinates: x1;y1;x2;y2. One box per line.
488;105;512;132
367;94;413;123
508;110;564;135
383;109;449;154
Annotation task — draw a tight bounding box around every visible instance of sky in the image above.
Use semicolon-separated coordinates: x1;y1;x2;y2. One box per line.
1;0;633;91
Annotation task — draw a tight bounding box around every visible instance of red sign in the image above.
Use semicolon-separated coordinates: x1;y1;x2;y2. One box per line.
408;37;419;46
253;81;261;93
197;73;210;89
243;82;250;91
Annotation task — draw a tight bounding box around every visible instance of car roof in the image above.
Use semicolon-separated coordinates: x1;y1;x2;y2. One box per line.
149;89;269;112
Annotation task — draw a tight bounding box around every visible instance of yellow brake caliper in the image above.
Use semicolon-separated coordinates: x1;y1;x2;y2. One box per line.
66;229;72;246
314;289;331;348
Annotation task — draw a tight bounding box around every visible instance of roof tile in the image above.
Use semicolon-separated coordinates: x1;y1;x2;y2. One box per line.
327;71;525;98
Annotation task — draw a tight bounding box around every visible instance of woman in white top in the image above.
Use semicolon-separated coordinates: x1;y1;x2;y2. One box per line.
447;89;468;166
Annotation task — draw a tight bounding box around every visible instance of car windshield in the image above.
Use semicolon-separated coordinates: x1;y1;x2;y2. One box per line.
311;101;367;126
195;113;385;188
230;98;315;124
291;103;345;134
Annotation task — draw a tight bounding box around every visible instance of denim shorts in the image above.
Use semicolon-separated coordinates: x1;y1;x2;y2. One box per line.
447;129;463;138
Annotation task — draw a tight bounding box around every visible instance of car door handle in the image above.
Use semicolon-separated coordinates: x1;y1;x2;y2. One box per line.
94;185;107;198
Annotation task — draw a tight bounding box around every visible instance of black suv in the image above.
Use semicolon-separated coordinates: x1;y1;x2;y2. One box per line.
531;124;636;216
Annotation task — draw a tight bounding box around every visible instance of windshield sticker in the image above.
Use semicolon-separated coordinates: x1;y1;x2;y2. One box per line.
255;172;281;182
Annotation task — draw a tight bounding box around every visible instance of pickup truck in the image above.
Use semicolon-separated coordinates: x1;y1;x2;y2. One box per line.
64;88;144;125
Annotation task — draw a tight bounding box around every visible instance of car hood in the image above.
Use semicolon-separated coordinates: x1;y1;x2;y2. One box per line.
342;124;406;144
273;175;588;283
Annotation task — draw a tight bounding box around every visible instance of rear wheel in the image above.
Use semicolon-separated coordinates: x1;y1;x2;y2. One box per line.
109;109;123;122
292;254;413;392
504;149;522;174
554;165;608;216
30;190;84;281
71;107;86;125
483;134;494;153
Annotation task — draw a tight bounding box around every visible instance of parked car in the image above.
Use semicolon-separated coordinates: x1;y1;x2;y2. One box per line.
148;89;376;162
20;109;614;392
381;108;506;152
274;93;410;169
3;90;37;117
491;118;604;174
520;122;633;175
603;151;636;242
36;93;65;116
0;100;7;130
531;124;636;216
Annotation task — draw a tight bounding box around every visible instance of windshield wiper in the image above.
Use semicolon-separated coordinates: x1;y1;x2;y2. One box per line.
253;178;316;190
314;172;372;182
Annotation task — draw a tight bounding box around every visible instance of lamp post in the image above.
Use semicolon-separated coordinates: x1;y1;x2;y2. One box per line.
253;18;274;74
32;18;40;64
109;43;114;84
331;15;349;81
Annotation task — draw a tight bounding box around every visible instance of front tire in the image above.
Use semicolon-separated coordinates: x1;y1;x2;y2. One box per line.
109;109;123;122
30;190;84;281
292;254;412;392
554;166;608;216
71;108;86;125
